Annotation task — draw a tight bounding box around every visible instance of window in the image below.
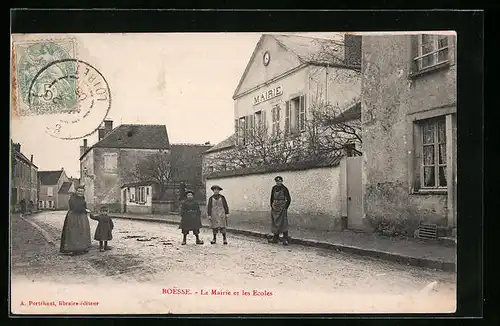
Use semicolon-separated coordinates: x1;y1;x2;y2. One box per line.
245;114;254;143
137;186;146;203
236;117;246;145
291;95;306;133
48;200;53;208
146;187;149;196
414;34;450;71
103;153;118;172
47;187;53;197
285;101;291;135
272;105;281;136
420;117;447;188
39;201;43;208
254;111;263;136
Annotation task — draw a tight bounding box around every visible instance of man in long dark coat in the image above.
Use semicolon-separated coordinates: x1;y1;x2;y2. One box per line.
269;176;292;245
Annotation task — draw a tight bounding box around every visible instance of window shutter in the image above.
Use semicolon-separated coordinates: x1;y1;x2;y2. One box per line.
262;110;267;135
302;95;307;128
448;35;456;65
409;35;419;74
248;115;253;141
293;102;300;134
285;101;290;134
413;123;422;190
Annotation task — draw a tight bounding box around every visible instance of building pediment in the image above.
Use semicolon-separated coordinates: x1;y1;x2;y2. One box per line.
233;34;350;100
233;35;304;99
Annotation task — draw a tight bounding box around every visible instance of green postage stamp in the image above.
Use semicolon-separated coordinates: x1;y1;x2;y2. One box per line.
11;36;112;140
12;38;78;116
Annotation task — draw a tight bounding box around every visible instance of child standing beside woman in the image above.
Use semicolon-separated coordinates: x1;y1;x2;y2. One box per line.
89;205;114;252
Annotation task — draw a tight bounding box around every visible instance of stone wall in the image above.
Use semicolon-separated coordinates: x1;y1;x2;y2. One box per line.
361;34;457;234
206;165;343;232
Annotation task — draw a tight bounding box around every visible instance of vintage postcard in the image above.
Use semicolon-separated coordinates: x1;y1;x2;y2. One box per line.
10;31;457;315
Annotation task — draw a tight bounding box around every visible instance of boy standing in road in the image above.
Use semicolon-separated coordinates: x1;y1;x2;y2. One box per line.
179;190;204;245
207;185;229;245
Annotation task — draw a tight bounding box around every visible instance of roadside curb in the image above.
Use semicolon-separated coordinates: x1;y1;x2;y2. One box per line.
109;214;456;272
19;214;56;246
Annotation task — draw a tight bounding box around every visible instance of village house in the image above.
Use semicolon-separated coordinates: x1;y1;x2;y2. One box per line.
79;120;170;212
204;33;363;232
121;143;212;214
202;134;235;179
11;141;38;212
38;169;72;210
360;32;457;239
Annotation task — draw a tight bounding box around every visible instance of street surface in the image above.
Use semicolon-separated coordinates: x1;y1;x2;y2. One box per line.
11;211;456;314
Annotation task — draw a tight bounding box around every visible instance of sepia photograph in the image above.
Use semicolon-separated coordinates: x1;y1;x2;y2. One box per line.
10;29;458;314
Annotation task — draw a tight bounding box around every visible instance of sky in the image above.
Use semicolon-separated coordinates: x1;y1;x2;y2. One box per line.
11;32;342;177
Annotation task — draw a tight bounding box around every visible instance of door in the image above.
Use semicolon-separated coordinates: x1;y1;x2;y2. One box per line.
346;156;363;230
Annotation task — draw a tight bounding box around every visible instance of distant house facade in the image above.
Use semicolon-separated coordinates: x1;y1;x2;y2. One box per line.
11;141;38;211
361;33;457;237
121;181;154;214
204;34;363;232
80;120;171;212
120;143;212;214
202;134;236;179
38;169;71;210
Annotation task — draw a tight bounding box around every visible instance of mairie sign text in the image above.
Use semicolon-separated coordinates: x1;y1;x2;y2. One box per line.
253;86;283;106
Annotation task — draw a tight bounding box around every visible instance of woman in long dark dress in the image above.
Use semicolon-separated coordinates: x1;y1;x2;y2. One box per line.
60;186;92;255
268;176;292;245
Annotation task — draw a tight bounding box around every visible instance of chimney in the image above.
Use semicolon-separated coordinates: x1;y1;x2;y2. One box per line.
80;138;88;157
30;155;33;163
98;128;106;141
98;120;113;141
104;120;113;132
344;34;362;67
13;143;21;153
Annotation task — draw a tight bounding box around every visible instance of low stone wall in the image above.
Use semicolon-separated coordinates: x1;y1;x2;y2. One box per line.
152;201;175;214
127;204;152;214
206;165;343;232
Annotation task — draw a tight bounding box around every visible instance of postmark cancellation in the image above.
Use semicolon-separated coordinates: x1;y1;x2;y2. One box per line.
11;36;112;140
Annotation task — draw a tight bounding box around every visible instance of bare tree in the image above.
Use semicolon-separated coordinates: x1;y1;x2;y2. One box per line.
205;102;362;173
132;150;172;198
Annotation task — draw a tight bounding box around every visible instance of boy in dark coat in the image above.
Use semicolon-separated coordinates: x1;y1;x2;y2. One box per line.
89;205;114;252
179;190;204;245
207;185;229;245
